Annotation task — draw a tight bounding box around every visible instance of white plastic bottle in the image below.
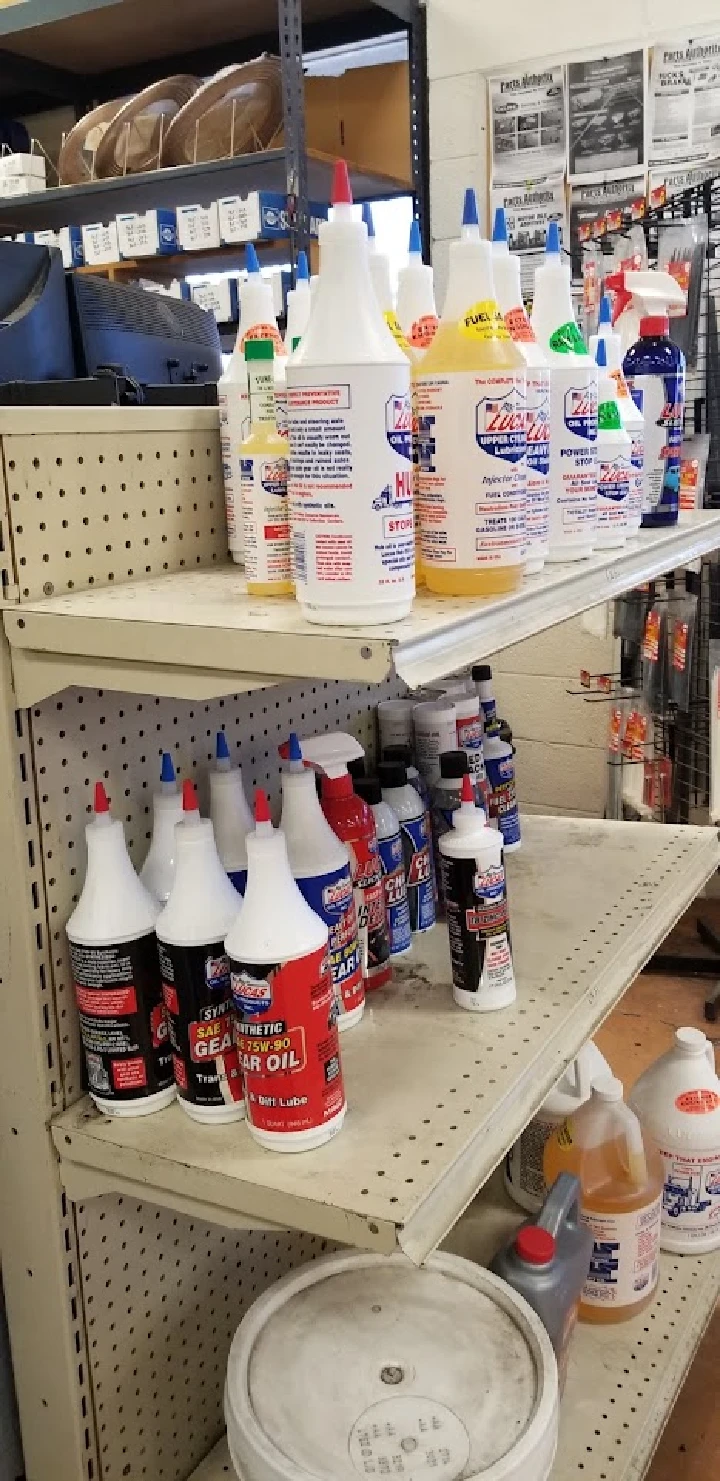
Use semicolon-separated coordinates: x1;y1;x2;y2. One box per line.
531;222;597;561
226;789;346;1151
362;201;404;347
594;339;630;550
397;218;438;357
591;294;644;536
484;725;520;850
439;774;515;1011
284;249;311;349
240;338;292;595
629;1027;720;1253
156;780;244;1123
505;1040;612;1212
140;752;183;905
208;731;253;895
492;206;550;574
378;760;435;934
286;161;414;625
67;782;174;1116
219;243;287;565
355;775;412;957
280;732;365;1029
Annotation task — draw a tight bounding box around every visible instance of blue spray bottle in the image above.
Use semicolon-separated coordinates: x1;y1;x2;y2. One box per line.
621;288;686;527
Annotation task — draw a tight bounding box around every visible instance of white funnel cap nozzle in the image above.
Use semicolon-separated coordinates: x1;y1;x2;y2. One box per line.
299;731;365;778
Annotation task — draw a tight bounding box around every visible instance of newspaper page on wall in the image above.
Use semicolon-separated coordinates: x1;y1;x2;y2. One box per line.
489;65;566;184
567;50;646;181
490;178;567;252
650;37;720;165
569;174;646;273
649;158;720;208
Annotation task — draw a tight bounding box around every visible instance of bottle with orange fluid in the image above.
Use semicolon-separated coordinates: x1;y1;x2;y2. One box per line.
416;187;526;597
240;339;293;597
544;1075;663;1325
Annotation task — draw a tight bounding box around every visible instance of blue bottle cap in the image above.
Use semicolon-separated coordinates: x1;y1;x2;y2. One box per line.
361;203;375;238
160;752;175;784
598;294;612;326
245;243;260;274
216;731;231;762
545;220;561;255
492;206;508;244
408;218;422;254
462;188;479;228
296;249;309;281
595;338;607;367
288;732;303;763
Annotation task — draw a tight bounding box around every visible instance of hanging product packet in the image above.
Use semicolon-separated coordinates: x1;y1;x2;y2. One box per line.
667;587;698;712
679;433;710;512
641;600;669;712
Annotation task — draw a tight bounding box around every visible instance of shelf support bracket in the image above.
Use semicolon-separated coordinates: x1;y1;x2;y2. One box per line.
279;0;310;270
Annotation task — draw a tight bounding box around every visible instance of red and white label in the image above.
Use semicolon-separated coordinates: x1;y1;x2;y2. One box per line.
675;1089;720;1114
409;314;439;350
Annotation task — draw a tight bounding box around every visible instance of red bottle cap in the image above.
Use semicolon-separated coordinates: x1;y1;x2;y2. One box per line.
639;315;669;337
515;1226;556;1265
460;773;474;804
332;159;353;206
255;788;271;824
94;781;109;813
182;778;198;812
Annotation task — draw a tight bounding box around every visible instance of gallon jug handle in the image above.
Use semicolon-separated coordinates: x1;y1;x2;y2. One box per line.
536;1172;582;1239
614;1099;648;1186
704;1038;716;1075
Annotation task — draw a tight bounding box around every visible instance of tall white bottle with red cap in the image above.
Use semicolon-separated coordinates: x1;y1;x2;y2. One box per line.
209;732;253;895
492;207;550;574
397;218;438;357
219;244;287;566
67;782;175;1115
226;789;346;1151
140;752;183;905
286;162;414;625
156;781;244;1123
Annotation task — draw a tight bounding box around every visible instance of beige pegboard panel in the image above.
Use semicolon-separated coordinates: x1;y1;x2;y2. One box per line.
77;1196;335;1481
0;408;226;603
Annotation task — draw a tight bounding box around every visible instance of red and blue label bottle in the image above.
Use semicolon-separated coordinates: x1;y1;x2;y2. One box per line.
624;314;685;527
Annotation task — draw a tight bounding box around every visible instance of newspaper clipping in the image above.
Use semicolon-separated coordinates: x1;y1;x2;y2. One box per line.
489;66;566;184
490;178;567;252
650;37;720;166
567;50;646;181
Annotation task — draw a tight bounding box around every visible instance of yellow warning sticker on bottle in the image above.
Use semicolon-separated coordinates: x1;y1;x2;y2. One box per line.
460;300;510;341
384;311;411;354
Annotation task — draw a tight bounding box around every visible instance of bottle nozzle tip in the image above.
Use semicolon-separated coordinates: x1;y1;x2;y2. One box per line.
361;201;375;236
546;219;561;255
492;206;507;244
595;338;607;367
245;243;260;274
182;778;198;813
160;751;175;784
94;780;109;814
332;159;353;207
216;731;231;762
408;218;422;254
288;732;303;764
296;249;309;281
255;788;271;824
460;773;474;804
598;293;612;325
462;187;479;228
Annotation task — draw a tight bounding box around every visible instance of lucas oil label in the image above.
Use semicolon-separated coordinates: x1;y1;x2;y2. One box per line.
485;750;520;848
240;451;291;586
456;710;486;781
415;371;526;571
230;943;345;1137
657;1144;720;1244
377;829;412;955
582;1199;661;1309
625;370;684;520
546;365;597;551
158;939;243;1114
286;365;414;609
440;854;514;1006
596;450;630;539
297;864;365;1019
70;932;172;1104
400;813;435;933
524;366;550;556
346;832;392;988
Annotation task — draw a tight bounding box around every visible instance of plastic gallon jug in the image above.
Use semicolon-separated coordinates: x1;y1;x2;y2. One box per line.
226;789;346;1152
505;1040;611;1212
140;752;183;905
67;782;174;1117
629;1027;720;1253
531;222;597;561
491;1173;593;1391
545;1076;663;1323
492;207;550;574
224;1249;559;1481
208;732;253;895
416;188;526;597
286;162;414;625
439;775;515;1012
156;781;244;1123
594;340;630;549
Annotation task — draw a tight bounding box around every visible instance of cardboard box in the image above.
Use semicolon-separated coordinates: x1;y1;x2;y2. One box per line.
33;226;85;268
116;208;178;259
176;202;221;251
0;152;46;180
81;220;120;266
218;190;328;245
190;277;238;323
304;63;412;187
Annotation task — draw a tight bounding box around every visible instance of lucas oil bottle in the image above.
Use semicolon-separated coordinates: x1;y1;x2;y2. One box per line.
622;304;685;527
284;249;311;350
208;732;253;895
590;295;644;536
416;188;526;596
377;760;435;935
240;338;292;595
156;781;244;1123
492;206;550;574
531;222;597;561
355;776;412;957
67;782;174;1116
439;774;516;1012
140;752;183;905
594;340;631;549
286;161;414;626
226;789;346;1151
397;218;439;357
280;732;365;1029
301;732;392;991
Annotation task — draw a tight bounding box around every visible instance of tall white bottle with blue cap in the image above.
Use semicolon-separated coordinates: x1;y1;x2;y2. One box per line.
591;295;644;535
284;250;311;349
208;732;253;895
594;339;630;549
531;222;597;561
219;244;286;565
363;201;412;357
492;206;549;574
140;752;184;905
397;218;438;357
287;161;414;625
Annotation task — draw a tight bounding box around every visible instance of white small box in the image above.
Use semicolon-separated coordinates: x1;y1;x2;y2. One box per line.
58;226;85;268
190;277;238;323
81;220;120;266
0;151;46;180
0;174;45;197
116;208;178;259
140;278;187;300
218;193;262;244
176;202;221;251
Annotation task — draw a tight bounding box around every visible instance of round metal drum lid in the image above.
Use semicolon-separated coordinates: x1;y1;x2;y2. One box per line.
226;1251;557;1481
